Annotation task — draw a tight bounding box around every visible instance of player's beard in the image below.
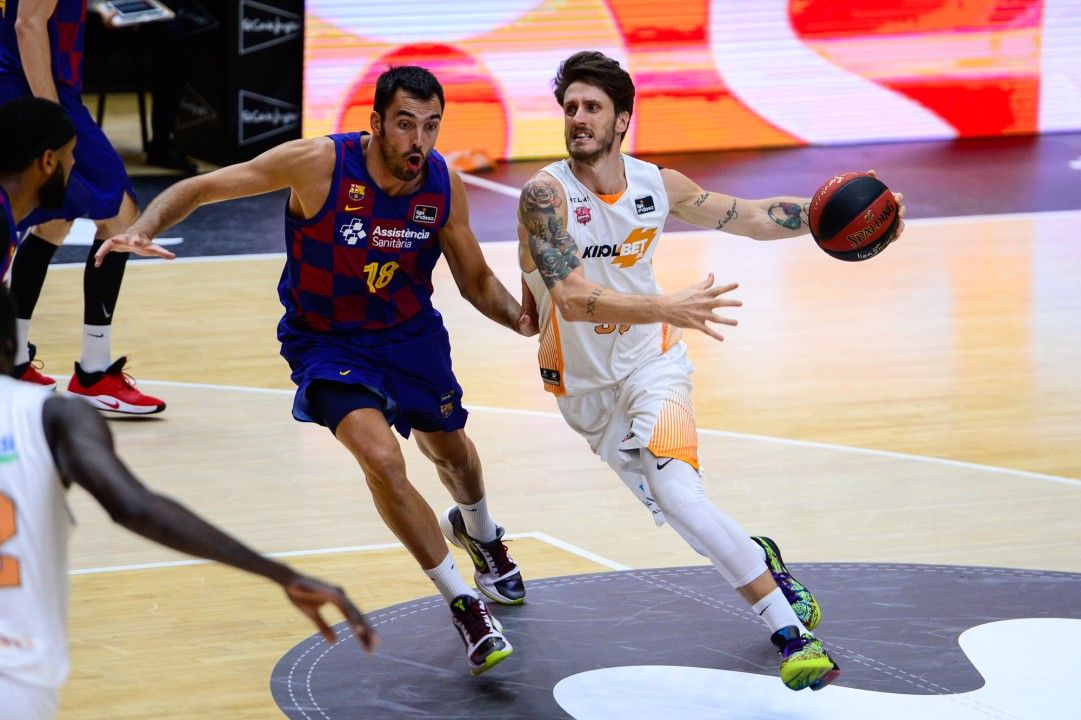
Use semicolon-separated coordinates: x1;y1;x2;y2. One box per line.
566;119;619;165
377;133;425;182
37;164;67;210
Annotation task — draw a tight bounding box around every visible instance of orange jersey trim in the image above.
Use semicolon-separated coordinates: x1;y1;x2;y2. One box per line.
596;190;625;205
538;304;566;396
661;322;683;354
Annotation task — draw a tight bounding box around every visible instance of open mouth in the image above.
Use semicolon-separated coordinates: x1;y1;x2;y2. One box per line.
405;153;423;171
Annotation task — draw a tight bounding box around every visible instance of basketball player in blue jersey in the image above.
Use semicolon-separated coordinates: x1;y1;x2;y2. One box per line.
0;98;76;286
0;0;165;414
518;52;906;692
96;66;536;675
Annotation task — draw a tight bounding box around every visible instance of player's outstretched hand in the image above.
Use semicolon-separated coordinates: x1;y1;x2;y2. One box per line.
94;233;177;267
283;574;378;653
664;273;741;342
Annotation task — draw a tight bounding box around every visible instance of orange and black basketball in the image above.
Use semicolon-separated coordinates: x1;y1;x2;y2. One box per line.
809;171;899;262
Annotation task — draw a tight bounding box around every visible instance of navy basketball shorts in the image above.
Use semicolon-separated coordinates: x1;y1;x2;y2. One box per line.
0;77;135;229
279;311;469;438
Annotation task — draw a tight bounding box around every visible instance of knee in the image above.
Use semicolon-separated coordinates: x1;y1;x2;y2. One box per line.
351;445;408;494
420;437;475;476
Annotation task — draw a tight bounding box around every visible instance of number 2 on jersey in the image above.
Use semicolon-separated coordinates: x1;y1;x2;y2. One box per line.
0;493;20;587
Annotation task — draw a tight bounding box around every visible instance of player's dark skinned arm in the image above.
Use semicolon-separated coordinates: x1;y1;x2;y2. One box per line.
41;394;377;652
517;174;740;342
439;171;537;336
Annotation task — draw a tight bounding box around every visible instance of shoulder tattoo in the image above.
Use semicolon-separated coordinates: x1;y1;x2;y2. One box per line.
520;178;580;289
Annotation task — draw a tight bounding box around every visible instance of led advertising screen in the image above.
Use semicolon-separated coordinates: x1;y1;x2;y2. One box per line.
304;0;1081;159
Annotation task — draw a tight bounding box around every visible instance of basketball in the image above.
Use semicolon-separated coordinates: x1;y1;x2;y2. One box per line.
808;171;900;261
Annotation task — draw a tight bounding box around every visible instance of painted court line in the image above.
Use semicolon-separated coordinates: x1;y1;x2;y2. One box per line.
71;532;625;576
94;378;1081;489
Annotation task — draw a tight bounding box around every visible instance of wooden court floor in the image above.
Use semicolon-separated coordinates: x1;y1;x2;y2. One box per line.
21;210;1081;717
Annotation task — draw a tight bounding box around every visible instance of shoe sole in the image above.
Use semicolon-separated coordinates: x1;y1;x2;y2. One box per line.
72;393;166;415
440;508;525;606
781;657;841;691
470;645;514;675
753;536;820;631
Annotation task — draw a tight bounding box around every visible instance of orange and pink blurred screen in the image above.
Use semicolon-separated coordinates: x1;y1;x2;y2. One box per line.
304;1;1081;159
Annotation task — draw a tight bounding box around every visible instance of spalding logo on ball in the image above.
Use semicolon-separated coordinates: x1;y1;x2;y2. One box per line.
809;172;899;261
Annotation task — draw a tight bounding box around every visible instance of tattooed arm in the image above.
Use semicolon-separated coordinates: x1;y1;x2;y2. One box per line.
518;173;741;340
661;167;813;241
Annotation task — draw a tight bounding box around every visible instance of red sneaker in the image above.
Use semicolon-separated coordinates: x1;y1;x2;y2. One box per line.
12;343;57;390
66;357;166;415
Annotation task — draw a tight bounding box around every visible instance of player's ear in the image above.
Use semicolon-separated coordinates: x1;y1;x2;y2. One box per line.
615;111;630;134
37;148;58;176
370;110;382;135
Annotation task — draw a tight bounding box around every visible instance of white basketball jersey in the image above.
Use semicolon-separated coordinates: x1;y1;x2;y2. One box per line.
525;156;683;396
0;377;73;690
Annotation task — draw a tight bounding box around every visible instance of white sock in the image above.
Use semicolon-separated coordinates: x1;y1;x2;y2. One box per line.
15;319;30;365
80;325;112;373
424;552;477;603
458;497;498;543
752;587;808;636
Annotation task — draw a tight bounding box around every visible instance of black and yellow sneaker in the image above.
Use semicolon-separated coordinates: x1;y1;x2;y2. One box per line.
440;507;525;605
771;625;841;691
449;594;513;675
752;536;821;630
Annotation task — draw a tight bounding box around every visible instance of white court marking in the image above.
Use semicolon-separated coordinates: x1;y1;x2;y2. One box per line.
555;618;1079;720
71;531;627;576
66;378;1076;576
119;378;1081;489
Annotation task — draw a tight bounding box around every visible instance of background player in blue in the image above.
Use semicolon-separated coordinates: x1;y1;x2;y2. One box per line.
0;98;76;287
0;0;165;414
97;66;537;675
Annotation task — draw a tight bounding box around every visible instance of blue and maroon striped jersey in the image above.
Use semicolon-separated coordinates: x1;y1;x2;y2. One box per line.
1;187;17;282
278;132;452;333
0;0;88;91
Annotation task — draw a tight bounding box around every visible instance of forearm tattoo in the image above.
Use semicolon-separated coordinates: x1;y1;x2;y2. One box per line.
521;179;581;289
693;192;709;207
586;288;603;318
716;197;738;230
768;201;809;231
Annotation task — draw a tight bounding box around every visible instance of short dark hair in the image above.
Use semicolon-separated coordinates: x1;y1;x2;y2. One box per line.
553;51;635;121
0;97;76;174
373;66;445;119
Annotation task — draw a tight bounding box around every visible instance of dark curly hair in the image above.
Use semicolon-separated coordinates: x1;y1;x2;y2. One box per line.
553;51;635;138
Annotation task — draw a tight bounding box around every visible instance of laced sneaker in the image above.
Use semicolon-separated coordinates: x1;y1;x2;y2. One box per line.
12;343;57;390
771;625;841;691
449;594;513;675
752;536;820;630
440;507;525;605
66;357;166;415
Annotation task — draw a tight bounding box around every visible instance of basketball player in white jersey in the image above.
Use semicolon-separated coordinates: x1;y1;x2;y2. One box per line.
518;51;906;692
0;287;375;720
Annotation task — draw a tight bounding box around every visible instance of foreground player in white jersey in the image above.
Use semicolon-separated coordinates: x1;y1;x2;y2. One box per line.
519;51;906;692
0;288;375;720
